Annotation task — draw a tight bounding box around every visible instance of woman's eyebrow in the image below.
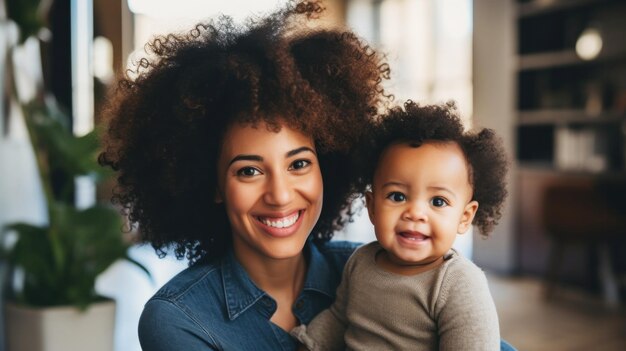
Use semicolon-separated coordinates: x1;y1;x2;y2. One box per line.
229;154;262;166
228;146;315;166
286;146;316;158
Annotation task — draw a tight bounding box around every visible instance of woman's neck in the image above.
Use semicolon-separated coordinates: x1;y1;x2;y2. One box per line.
233;242;307;331
248;255;306;296
233;242;307;298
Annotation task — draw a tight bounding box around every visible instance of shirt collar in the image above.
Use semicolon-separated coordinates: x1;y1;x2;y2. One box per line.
221;240;336;321
301;240;335;299
221;249;266;321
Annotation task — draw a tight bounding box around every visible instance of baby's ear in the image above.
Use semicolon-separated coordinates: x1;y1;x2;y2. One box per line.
457;201;478;234
365;191;375;225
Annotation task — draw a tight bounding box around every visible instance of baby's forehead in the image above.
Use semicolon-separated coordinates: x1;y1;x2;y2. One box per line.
379;140;465;162
374;140;472;185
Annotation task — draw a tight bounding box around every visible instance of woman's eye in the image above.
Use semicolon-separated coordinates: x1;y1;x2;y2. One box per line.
386;192;406;202
431;197;448;207
289;159;311;171
237;167;261;177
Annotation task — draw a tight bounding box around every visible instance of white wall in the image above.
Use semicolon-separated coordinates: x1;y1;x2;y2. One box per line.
472;0;517;273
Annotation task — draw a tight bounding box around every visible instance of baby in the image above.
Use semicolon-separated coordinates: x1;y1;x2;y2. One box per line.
292;101;508;350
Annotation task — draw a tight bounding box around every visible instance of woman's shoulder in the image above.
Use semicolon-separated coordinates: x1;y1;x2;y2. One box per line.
139;261;224;350
312;240;360;268
315;239;361;255
139;296;220;349
305;240;361;286
150;260;221;301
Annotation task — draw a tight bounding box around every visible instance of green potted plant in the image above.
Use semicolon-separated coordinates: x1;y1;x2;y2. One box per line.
1;96;150;351
1;2;149;349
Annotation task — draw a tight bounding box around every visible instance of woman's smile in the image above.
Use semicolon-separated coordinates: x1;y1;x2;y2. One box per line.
255;209;305;237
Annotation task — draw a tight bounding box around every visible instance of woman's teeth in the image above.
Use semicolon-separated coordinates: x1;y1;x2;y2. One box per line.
259;212;300;228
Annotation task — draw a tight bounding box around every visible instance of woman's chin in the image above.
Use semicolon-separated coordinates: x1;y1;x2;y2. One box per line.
264;237;310;260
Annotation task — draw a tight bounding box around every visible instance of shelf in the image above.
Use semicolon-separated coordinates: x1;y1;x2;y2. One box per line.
517;0;611;18
518;51;578;70
518;110;626;125
518;50;626;71
517;163;626;178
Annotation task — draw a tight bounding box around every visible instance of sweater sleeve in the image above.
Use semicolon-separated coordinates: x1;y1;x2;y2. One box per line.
436;260;500;351
291;251;356;351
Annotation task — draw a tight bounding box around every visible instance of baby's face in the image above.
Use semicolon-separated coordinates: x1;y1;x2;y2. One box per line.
366;141;478;268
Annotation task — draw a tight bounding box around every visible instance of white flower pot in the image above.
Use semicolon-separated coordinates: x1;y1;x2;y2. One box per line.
4;299;116;351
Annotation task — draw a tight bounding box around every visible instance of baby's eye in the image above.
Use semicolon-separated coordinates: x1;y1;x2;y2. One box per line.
431;197;448;208
386;192;406;202
289;159;311;171
237;167;261;177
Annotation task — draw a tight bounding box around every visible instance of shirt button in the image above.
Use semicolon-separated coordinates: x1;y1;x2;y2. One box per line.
262;297;273;307
295;300;304;310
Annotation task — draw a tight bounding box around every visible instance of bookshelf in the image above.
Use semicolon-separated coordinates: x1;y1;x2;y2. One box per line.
514;0;626;286
516;0;626;174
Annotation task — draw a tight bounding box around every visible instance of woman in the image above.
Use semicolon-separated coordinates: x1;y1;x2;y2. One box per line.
99;1;389;349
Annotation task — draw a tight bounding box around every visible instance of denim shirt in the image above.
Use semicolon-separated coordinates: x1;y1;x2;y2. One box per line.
138;240;358;351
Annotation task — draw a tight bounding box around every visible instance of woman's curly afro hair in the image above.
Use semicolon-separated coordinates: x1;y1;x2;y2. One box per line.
362;101;508;236
98;0;390;264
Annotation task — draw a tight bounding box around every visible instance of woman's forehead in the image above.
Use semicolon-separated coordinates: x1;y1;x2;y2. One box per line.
220;121;315;158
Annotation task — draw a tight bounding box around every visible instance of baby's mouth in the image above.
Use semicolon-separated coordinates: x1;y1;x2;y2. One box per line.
257;211;301;229
398;231;429;241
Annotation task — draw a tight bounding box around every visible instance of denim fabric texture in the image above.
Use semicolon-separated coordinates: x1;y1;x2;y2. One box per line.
501;339;517;351
138;240;358;351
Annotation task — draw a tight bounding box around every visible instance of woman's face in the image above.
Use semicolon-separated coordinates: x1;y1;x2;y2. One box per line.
216;122;323;263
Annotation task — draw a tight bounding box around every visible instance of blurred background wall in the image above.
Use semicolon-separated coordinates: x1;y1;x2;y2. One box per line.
1;0;626;350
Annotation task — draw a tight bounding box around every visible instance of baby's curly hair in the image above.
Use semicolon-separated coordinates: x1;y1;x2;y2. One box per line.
363;101;508;235
98;0;390;263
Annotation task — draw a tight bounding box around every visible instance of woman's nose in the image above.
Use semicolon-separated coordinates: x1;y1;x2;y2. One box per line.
402;201;427;222
263;173;293;206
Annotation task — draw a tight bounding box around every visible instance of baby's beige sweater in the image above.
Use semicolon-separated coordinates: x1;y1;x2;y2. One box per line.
292;241;500;350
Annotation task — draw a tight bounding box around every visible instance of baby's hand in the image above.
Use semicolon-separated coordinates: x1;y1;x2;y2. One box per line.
291;324;317;350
